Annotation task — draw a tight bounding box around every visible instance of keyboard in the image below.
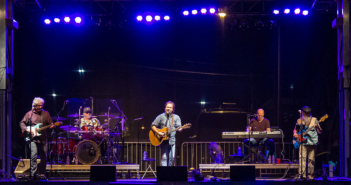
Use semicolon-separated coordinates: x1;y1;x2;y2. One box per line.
222;131;282;139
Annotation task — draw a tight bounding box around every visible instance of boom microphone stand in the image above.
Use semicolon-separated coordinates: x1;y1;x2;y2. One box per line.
111;100;128;163
27;110;34;180
298;110;304;180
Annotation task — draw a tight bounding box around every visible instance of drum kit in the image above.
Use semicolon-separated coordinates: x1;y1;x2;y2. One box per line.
50;113;123;165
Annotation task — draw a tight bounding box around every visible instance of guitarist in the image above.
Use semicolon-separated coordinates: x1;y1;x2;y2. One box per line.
151;101;182;166
20;97;55;179
293;106;322;181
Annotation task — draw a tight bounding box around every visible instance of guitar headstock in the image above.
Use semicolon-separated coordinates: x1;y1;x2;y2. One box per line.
54;122;63;126
319;114;328;122
182;123;192;129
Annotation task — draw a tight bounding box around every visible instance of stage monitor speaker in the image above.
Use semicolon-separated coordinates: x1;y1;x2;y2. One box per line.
230;165;255;181
90;165;116;182
156;166;188;181
14;159;41;177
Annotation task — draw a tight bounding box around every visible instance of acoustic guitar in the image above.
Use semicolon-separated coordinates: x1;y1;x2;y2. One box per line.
149;123;191;146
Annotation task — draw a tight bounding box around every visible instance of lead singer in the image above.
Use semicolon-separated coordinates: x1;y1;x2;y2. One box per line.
151;101;182;166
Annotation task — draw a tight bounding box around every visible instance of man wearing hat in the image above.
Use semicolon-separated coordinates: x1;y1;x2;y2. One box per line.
293;106;322;181
80;107;101;129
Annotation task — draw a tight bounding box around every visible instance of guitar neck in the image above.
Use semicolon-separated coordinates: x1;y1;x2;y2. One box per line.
36;124;52;132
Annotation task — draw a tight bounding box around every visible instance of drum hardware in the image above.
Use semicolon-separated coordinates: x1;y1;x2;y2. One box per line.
52;116;67;121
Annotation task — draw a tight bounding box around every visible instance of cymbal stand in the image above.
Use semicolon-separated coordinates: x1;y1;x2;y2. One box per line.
111;100;128;163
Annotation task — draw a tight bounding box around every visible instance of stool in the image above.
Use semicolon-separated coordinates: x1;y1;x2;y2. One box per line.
141;158;157;179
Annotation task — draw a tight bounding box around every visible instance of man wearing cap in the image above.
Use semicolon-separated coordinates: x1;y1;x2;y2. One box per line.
80;107;101;129
293;106;322;181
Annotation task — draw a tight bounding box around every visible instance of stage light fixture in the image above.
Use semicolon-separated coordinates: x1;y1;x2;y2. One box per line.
54;18;60;23
219;13;226;17
146;15;152;22
75;17;82;23
192;10;198;15
294;8;301;15
209;8;216;14
164;16;170;21
64;17;70;23
201;8;207;14
284;9;290;14
302;10;308;16
44;19;51;25
52;93;57;97
183;11;189;16
200;101;206;105
239;19;249;30
254;19;264;30
155;15;161;21
136;15;143;21
273;10;279;15
268;20;277;29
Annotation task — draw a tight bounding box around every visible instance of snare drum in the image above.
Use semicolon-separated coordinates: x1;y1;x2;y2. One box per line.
81;125;94;140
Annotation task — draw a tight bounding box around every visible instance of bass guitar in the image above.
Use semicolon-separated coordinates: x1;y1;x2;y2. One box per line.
293;114;328;149
25;122;63;141
149;123;191;146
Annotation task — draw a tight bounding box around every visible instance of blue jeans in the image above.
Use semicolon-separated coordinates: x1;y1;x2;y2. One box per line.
160;141;176;166
30;141;47;176
243;138;275;158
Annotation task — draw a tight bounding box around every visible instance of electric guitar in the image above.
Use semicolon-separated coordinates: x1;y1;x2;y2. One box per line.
25;122;63;141
149;123;191;146
293;114;328;149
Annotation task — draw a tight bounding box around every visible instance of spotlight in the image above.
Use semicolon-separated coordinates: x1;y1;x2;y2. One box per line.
64;17;70;23
239;19;249;30
209;8;216;14
155;15;161;21
254;19;264;30
78;69;85;73
273;10;279;15
284;9;290;14
44;19;51;25
200;101;206;105
146;15;152;22
201;8;207;14
302;10;308;16
218;13;226;17
294;8;301;15
183;11;189;16
75;17;82;23
164;16;170;21
136;15;143;21
192;10;198;15
52;93;57;97
54;18;60;23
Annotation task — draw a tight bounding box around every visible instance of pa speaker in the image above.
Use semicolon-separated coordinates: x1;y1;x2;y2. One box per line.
157;166;188;181
90;165;116;182
230;165;255;181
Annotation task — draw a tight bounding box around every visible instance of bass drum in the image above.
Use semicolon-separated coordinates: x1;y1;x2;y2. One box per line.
75;140;100;164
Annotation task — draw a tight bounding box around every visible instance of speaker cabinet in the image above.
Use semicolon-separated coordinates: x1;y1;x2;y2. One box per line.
90;165;116;182
156;166;188;181
230;165;255;181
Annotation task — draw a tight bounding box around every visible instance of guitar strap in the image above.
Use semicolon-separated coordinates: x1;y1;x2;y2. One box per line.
171;114;174;128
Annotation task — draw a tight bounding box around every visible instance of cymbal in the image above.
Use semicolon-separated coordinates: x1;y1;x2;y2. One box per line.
115;116;123;119
60;125;78;131
67;113;83;117
97;114;115;117
52;116;67;121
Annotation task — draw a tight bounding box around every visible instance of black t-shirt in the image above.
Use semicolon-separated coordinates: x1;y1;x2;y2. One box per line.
249;118;270;131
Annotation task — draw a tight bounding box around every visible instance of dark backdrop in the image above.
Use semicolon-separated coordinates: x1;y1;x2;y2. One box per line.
11;12;338;164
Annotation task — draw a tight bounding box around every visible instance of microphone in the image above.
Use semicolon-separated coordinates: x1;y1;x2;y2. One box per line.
189;135;197;139
252;114;257;116
134;117;143;120
298;110;301;113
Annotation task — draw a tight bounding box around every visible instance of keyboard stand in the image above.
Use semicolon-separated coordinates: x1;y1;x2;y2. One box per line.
240;142;268;164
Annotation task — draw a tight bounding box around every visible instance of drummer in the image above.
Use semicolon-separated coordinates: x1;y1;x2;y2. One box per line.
80;107;101;129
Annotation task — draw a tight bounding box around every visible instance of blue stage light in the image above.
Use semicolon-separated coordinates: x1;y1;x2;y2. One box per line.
75;17;82;23
64;17;70;23
164;15;170;21
44;19;51;25
146;15;152;22
183;10;189;16
136;15;143;21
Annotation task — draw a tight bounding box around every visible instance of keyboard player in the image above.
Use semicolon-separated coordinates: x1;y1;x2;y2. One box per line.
243;109;276;160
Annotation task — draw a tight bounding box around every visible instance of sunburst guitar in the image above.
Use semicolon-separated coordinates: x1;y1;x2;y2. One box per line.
149;123;191;146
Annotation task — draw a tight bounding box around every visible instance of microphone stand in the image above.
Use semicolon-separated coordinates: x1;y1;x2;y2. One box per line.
111;100;128;163
298;111;304;180
27;110;34;180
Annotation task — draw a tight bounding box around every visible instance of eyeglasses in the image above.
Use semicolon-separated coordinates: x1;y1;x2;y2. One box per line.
84;112;92;114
